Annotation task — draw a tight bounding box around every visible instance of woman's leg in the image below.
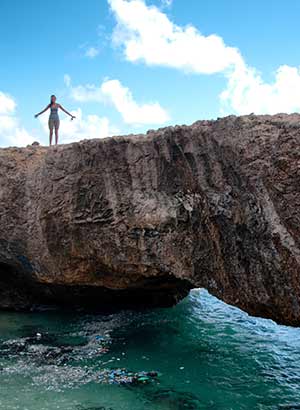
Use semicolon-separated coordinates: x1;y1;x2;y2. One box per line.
49;120;53;146
49;130;53;146
55;125;59;145
55;121;60;145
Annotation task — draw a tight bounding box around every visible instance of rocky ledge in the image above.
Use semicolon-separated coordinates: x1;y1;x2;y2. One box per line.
0;114;299;325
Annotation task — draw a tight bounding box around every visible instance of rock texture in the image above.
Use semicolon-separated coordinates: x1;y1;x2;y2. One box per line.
0;114;300;325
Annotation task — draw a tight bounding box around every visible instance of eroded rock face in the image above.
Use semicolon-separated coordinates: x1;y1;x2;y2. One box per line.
0;114;299;325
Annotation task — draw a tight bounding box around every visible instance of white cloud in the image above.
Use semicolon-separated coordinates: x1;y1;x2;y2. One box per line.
221;64;300;115
65;75;169;125
70;84;104;103
109;0;243;74
64;74;104;102
0;91;16;114
0;91;34;147
101;79;169;124
108;0;300;115
10;127;34;147
160;0;173;7
85;46;100;58
39;108;118;143
64;74;71;87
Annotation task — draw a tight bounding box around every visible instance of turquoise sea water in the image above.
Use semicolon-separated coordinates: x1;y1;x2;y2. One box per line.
0;289;300;410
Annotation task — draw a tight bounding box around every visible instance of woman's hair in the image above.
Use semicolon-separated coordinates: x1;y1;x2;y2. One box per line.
50;95;56;107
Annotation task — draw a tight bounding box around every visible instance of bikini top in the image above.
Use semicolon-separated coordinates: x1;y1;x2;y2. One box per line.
50;105;58;114
49;104;59;118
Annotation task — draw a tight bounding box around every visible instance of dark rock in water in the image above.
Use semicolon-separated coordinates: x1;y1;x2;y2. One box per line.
0;335;73;365
146;388;202;410
0;114;300;325
76;407;114;410
98;368;159;385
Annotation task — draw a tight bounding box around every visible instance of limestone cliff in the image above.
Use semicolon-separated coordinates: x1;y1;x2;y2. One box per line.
0;114;299;325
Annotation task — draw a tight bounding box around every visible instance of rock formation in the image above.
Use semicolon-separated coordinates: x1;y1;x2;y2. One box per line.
0;114;299;325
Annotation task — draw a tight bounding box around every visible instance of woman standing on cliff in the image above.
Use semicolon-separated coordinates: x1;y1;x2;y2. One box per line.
34;95;75;146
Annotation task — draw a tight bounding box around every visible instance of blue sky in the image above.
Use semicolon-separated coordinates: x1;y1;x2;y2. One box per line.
1;0;300;146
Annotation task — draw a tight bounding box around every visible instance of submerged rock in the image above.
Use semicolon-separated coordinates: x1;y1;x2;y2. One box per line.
0;335;73;365
147;388;202;410
76;407;113;410
98;368;159;385
0;114;300;325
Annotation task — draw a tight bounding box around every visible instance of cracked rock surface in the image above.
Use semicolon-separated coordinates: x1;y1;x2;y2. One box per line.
0;114;299;325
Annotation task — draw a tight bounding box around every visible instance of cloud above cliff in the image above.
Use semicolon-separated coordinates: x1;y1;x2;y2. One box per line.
85;46;100;58
0;92;16;115
108;0;300;115
0;91;34;147
66;76;169;125
101;79;169;124
109;0;243;74
220;64;300;115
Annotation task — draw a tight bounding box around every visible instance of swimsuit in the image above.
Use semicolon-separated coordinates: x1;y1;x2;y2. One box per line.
48;105;60;130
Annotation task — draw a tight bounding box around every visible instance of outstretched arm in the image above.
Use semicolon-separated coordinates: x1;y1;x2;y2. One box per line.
35;104;50;118
59;104;75;119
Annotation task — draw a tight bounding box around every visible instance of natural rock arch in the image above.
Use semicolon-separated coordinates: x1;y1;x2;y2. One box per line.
0;114;299;325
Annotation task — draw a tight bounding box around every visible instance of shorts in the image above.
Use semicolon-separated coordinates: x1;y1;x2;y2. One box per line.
48;118;60;130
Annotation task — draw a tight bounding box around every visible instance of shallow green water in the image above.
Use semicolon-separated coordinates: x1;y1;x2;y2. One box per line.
0;289;300;410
